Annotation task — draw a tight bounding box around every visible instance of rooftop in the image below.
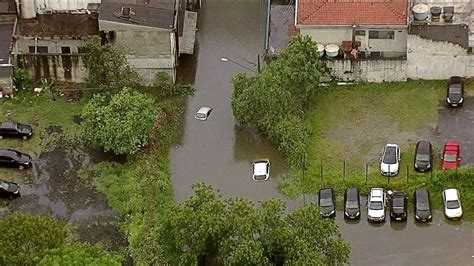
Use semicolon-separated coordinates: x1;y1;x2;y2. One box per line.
99;0;176;29
296;0;408;26
0;22;13;78
16;14;99;37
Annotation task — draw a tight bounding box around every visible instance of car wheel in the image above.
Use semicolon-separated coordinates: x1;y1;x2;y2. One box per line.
0;135;3;139
23;135;28;140
19;165;25;170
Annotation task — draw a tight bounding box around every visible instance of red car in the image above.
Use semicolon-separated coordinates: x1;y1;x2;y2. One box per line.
442;141;461;170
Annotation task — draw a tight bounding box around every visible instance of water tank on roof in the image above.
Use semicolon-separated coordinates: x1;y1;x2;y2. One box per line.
317;44;325;57
412;4;429;21
324;44;339;58
430;6;442;21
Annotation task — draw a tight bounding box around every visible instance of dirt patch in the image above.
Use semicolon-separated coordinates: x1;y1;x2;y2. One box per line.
53;82;84;102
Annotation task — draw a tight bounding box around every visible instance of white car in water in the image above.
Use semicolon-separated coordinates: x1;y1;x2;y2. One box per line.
368;188;386;222
442;189;463;219
380;144;400;176
194;106;212;121
252;160;270;181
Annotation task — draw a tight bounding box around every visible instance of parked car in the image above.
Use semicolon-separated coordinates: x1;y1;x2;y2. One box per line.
414;141;432;172
194;106;213;121
0;149;32;169
446;76;464;107
380;144;400;176
414;189;432;222
252;159;270;181
390;192;407;221
442;188;463;219
0;121;33;140
0;179;20;199
319;188;336;218
344;187;360;219
441;141;461;170
368;188;386;222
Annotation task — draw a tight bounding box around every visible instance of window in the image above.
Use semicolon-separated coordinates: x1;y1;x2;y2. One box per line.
369;30;394;39
77;46;88;54
61;47;71;54
28;46;48;53
355;30;365;36
28;46;35;53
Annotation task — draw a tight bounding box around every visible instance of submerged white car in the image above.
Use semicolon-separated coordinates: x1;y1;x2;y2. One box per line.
194;106;212;121
368;188;386;222
380;144;400;176
442;189;463;219
252;160;270;181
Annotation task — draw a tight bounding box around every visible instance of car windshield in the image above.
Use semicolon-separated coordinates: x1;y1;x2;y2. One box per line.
253;175;266;180
416;202;430;211
444;154;457;162
446;200;460;209
346;201;359;209
449;86;462;94
320;198;334;207
0;181;8;190
369;201;383;210
196;113;206;118
416;154;430;162
383;147;397;164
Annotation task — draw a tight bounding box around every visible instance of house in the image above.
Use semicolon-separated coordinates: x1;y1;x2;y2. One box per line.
295;0;409;59
0;0;16;95
98;0;182;84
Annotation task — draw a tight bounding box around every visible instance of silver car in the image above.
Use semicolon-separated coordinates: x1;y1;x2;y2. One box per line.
194;106;212;121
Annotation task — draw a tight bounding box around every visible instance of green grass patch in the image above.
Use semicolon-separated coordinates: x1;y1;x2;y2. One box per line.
281;80;474;221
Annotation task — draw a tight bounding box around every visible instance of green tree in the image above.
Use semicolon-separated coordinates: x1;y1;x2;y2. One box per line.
160;184;350;265
39;243;122;266
83;36;141;91
81;88;157;154
0;214;69;265
231;35;325;167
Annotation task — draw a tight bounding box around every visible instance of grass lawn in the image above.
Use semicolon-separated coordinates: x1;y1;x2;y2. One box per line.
281;80;474;221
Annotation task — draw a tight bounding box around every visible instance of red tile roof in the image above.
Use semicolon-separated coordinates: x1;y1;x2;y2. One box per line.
297;0;408;26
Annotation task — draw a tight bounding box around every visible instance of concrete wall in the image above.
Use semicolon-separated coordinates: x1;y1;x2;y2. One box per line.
99;20;176;85
407;35;474;79
13;37;89;54
325;59;408;82
299;26;407;57
15;54;87;82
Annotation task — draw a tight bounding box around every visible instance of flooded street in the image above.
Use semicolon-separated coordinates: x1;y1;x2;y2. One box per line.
171;0;287;202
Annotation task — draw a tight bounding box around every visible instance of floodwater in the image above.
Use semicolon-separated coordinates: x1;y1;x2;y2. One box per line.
173;0;474;264
171;0;288;202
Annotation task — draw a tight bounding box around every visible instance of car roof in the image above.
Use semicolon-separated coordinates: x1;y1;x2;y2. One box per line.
370;188;383;198
416;141;431;152
346;187;358;198
444;189;459;200
197;106;212;113
392;196;405;207
253;160;269;175
0;149;18;157
319;188;333;198
415;189;429;201
386;143;399;148
0;121;16;129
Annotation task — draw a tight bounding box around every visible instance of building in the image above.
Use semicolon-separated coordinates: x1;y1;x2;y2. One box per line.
295;0;409;59
98;0;182;84
0;0;16;95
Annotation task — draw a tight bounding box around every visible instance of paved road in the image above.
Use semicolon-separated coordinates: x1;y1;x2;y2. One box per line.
171;1;474;265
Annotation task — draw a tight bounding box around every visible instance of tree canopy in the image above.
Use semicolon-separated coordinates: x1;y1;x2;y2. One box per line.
160;184;350;265
231;35;325;167
39;243;122;266
81;88;157;155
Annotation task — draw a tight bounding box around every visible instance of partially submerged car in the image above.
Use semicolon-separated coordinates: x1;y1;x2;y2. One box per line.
252;159;270;181
414;141;432;172
380;144;400;176
441;141;460;170
194;106;213;121
0;121;33;140
442;188;462;219
368;188;386;222
390;192;407;221
414;189;432;222
0;149;32;169
344;187;360;219
446;76;464;107
0;179;20;199
319;188;336;218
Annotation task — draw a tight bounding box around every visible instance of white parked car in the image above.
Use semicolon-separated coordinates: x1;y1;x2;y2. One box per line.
442;188;463;219
380;144;400;176
194;106;212;121
368;188;386;222
252;160;270;181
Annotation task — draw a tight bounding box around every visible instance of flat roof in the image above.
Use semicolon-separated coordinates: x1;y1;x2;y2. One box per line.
16;14;99;37
99;0;175;29
0;22;13;78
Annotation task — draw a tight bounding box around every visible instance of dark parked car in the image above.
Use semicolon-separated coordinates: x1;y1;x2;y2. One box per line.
414;189;432;222
344;187;360;219
390;192;407;221
446;76;464;106
0;121;33;140
319;188;335;218
0;149;32;169
414;141;433;172
0;179;20;199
